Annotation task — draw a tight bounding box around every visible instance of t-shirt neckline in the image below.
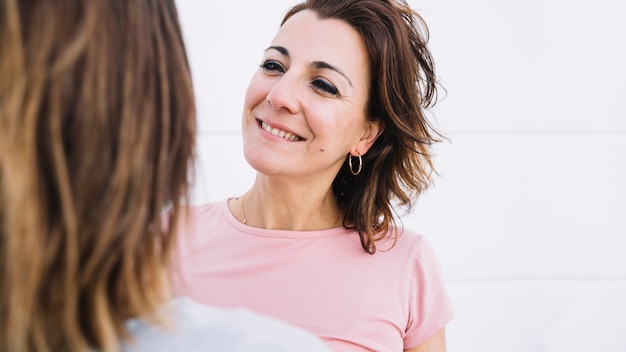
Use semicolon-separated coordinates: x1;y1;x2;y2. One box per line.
220;198;350;239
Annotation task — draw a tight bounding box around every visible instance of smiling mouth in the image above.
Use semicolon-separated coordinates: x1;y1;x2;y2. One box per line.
260;120;304;141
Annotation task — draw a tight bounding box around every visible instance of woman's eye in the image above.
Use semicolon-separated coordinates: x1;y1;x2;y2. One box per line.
260;61;284;74
311;79;339;96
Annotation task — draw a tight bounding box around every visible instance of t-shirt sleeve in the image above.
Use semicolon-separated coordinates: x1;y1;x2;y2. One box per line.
403;236;455;348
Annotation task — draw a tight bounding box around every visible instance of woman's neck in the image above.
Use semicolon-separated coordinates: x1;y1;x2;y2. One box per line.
232;180;343;231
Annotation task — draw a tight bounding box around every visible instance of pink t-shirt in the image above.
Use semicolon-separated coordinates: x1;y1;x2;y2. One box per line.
172;200;454;351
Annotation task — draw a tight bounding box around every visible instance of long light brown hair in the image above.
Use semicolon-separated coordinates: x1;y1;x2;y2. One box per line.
0;0;196;350
283;0;443;254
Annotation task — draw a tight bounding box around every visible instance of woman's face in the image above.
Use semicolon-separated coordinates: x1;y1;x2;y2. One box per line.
242;10;381;181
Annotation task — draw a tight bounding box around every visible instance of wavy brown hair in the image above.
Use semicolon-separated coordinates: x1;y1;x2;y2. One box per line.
0;0;196;350
283;0;443;254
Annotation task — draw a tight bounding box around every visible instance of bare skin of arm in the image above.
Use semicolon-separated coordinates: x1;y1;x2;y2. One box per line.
404;328;447;352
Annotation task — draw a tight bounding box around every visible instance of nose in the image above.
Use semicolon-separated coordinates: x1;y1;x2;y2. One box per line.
266;74;301;114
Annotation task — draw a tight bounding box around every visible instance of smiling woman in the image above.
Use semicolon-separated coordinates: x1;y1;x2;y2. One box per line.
172;0;454;351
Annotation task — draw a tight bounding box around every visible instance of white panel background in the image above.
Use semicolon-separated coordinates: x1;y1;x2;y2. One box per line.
176;0;626;350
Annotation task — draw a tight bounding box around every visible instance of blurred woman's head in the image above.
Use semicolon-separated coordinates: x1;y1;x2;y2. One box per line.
0;0;195;350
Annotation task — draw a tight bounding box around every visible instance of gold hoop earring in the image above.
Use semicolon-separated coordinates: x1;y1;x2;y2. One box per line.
348;153;362;176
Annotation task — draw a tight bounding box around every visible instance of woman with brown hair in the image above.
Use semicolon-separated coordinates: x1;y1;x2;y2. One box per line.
173;0;454;350
0;0;329;351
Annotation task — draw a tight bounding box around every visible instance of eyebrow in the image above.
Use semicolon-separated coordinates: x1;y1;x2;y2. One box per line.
265;46;353;87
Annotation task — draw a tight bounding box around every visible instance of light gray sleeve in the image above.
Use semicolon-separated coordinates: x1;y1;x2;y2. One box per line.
121;298;330;352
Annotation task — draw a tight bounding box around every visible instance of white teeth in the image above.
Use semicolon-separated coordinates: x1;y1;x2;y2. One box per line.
261;121;302;141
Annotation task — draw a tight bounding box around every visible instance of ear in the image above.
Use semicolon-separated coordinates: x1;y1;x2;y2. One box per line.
351;119;384;156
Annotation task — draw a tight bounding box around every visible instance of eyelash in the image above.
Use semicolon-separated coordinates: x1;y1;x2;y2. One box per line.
260;61;284;74
311;79;339;96
260;60;340;97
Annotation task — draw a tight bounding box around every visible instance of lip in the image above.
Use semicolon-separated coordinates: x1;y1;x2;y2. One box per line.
256;118;305;141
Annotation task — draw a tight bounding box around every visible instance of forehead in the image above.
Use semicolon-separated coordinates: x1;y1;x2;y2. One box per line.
270;10;369;77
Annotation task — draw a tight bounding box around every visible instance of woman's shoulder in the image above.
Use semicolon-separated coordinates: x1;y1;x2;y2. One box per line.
371;227;446;272
173;199;234;229
182;199;228;216
122;297;330;352
162;199;226;224
376;226;426;255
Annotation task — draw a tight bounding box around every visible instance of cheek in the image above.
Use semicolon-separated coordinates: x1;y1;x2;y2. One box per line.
314;108;367;138
243;73;268;110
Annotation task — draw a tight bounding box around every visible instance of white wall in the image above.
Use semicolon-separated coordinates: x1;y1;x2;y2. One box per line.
176;0;626;350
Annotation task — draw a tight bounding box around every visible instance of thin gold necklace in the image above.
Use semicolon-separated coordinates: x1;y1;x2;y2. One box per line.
239;192;247;224
240;193;343;229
